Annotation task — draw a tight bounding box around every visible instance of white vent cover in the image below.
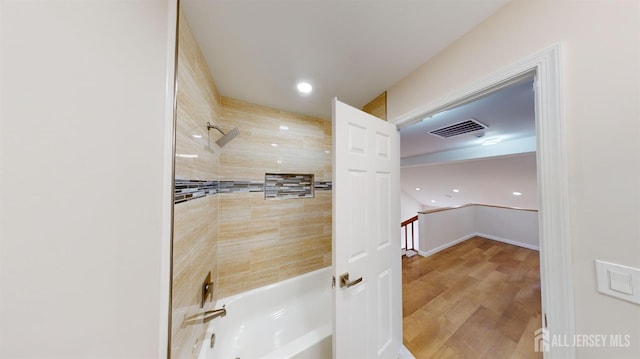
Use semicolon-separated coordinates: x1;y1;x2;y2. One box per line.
429;119;487;138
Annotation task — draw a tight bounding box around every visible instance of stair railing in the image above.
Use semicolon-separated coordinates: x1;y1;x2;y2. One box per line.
401;215;418;254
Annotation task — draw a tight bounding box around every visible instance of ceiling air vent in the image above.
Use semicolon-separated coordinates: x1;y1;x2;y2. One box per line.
429;119;488;138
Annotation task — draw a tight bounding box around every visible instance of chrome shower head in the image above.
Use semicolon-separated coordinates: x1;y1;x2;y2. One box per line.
215;126;239;147
206;122;239;147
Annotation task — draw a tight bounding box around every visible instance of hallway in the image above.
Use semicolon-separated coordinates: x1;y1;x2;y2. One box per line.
402;237;542;358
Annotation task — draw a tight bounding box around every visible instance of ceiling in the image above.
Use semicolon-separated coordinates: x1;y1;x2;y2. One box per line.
181;0;510;120
400;77;537;209
180;0;536;211
400;77;536;163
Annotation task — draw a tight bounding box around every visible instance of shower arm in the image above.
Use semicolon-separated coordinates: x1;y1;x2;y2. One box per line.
207;122;226;136
206;122;239;147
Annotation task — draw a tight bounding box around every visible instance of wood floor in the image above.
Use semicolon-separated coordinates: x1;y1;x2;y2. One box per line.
402;236;542;359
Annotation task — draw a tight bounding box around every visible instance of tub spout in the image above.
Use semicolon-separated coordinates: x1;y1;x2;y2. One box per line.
181;305;226;327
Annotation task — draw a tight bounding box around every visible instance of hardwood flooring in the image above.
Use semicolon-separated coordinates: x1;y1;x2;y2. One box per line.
402;236;542;359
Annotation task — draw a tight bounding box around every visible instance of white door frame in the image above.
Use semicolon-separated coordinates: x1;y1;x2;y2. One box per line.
391;44;575;359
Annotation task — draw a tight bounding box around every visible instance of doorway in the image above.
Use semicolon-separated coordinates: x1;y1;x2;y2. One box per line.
398;74;541;357
391;45;575;358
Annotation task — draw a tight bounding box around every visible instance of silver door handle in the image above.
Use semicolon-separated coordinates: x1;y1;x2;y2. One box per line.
339;272;363;288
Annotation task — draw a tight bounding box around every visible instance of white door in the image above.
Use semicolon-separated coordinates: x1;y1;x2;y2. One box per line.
332;98;402;359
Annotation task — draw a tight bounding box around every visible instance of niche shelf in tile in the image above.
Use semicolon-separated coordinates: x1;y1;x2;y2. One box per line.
265;173;314;199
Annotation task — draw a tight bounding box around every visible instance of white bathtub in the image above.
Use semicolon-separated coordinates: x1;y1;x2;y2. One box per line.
198;267;333;359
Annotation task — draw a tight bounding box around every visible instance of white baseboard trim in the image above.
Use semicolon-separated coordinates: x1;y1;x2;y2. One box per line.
418;233;539;258
399;344;416;359
417;234;476;258
474;232;540;251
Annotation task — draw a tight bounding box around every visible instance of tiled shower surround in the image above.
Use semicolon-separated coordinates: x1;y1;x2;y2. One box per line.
171;10;221;359
171;9;332;359
215;96;332;297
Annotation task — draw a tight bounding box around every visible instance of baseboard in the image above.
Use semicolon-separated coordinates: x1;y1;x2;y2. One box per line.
399;344;416;359
474;232;540;251
417;234;476;258
417;233;539;258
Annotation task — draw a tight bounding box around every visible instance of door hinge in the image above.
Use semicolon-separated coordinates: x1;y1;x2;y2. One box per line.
332;276;336;288
544;313;548;328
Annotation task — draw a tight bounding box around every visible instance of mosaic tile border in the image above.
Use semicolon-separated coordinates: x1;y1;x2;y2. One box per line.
174;178;332;204
218;181;264;194
314;181;332;191
265;173;314;199
174;179;218;204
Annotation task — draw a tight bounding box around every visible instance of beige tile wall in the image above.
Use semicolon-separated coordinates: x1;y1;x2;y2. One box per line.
362;91;387;121
172;196;218;359
171;10;221;359
174;11;223;181
217;97;332;298
218;97;332;182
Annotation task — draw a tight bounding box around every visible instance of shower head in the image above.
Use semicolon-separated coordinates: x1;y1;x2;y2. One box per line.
207;122;239;147
215;126;239;147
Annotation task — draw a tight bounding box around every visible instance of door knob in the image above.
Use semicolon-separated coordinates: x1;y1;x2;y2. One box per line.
339;272;363;288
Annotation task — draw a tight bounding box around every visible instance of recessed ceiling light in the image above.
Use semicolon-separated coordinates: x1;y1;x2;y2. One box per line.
482;138;501;146
513;191;522;196
453;189;459;193
192;134;202;139
431;200;436;203
324;150;331;154
415;187;421;191
279;125;289;130
276;160;282;164
271;143;278;147
297;82;312;94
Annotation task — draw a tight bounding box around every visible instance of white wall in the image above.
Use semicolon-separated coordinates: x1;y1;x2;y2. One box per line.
402;153;538;209
388;0;640;356
418;205;475;256
0;1;174;357
474;205;539;250
418;205;538;255
401;191;422;221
